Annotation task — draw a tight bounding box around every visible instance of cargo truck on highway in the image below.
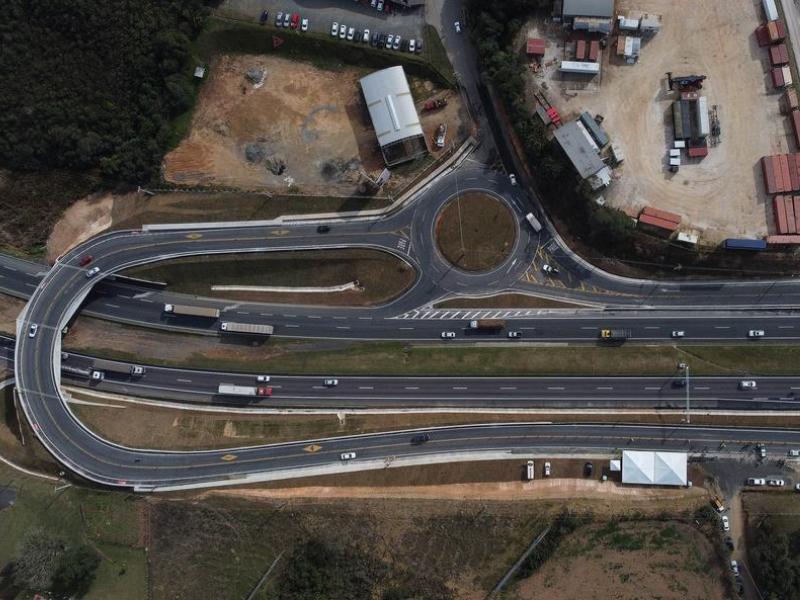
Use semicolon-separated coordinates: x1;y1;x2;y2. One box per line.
469;319;506;330
599;328;632;341
217;384;272;397
91;358;145;379
220;322;274;335
163;304;220;319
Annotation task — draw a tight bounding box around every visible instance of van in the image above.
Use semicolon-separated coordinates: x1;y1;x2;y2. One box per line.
526;460;534;481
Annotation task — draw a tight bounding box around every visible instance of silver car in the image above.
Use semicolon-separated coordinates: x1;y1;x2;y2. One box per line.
339;23;347;39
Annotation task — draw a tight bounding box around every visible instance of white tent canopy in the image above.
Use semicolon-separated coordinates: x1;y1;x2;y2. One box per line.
622;450;687;486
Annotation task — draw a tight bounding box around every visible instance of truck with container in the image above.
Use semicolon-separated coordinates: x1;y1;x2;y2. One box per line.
217;384;272;397
469;319;506;331
525;212;543;232
220;322;274;335
163;303;220;319
91;358;145;378
599;328;632;341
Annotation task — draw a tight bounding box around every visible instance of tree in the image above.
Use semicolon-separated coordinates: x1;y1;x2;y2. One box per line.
13;528;63;592
51;545;101;598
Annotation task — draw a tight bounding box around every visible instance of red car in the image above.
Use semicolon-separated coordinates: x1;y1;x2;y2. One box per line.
79;255;93;266
257;386;273;397
290;13;300;29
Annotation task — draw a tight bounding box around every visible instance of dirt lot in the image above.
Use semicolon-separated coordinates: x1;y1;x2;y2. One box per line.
516;520;727;600
162;54;465;195
527;0;789;242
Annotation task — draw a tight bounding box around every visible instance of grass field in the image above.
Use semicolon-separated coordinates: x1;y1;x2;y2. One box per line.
436;192;517;271
0;466;146;599
124;249;415;306
435;293;585;309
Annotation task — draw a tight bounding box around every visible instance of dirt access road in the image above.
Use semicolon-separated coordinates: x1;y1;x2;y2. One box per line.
536;0;789;242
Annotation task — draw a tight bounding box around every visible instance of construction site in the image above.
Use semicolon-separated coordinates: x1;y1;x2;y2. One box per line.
522;0;795;245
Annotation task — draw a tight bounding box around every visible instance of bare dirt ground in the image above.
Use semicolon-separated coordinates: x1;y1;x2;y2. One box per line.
516;520;727;600
162;54;466;195
526;0;788;242
45;192;113;261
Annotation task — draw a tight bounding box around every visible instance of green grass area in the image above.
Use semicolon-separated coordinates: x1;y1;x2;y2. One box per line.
123;249;415;306
194;15;456;87
422;25;455;86
435;294;585;309
0;466;145;598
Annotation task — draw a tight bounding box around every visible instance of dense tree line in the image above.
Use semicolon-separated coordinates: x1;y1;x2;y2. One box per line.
0;0;218;184
749;517;800;600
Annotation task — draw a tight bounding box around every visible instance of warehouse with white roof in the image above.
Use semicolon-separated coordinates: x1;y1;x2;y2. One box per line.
622;450;688;486
359;66;428;166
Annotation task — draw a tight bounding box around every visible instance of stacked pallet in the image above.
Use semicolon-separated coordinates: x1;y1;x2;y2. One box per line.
761;154;800;194
773;195;800;234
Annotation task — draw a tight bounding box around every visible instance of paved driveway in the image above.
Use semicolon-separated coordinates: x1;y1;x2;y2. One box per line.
223;0;425;39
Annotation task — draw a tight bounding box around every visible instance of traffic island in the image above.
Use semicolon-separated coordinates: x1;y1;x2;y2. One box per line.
435;192;516;272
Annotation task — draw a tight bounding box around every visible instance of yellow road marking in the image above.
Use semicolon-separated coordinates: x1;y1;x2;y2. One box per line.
271;229;290;236
304;444;323;453
221;454;238;462
185;233;202;240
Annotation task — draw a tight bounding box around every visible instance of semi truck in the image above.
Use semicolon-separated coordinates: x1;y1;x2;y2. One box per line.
469;319;506;330
163;303;220;319
91;358;145;378
220;322;274;335
599;328;632;341
217;384;272;397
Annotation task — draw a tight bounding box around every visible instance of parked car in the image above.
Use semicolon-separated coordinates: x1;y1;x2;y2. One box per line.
721;515;730;532
789;449;800;457
79;254;93;266
275;11;283;26
339;23;347;38
259;10;269;24
508;331;522;338
416;38;423;53
544;461;551;477
409;38;416;53
730;560;739;576
671;330;685;338
757;443;767;459
289;13;299;29
454;21;461;33
386;34;394;48
347;26;355;41
768;478;785;487
411;433;430;445
256;375;271;383
377;0;384;11
85;266;100;278
584;462;593;477
747;477;766;486
317;225;331;233
331;21;339;36
340;451;356;460
542;264;559;274
748;329;765;338
371;0;377;6
301;17;309;32
324;378;339;387
724;536;734;550
393;35;401;50
357;28;366;42
283;12;291;27
371;32;379;46
509;173;517;185
739;380;757;390
441;331;456;339
28;323;38;338
795;483;800;492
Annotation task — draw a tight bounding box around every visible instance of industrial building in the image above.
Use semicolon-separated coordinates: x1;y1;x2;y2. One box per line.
553;120;611;188
359;66;428;167
562;0;614;33
621;450;688;487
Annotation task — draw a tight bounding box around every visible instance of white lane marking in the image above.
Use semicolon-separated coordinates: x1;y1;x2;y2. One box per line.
644;326;660;330
358;317;373;320
260;313;273;316
547;386;565;391
307;315;321;319
140;298;154;303
779;325;795;329
714;326;730;329
104;303;120;309
399;327;415;330
285;324;299;328
358;386;374;390
695;386;710;390
500;386;517;390
333;316;346;320
596;386;613;390
336;326;351;330
580;326;596;330
644;386;660;390
452;386;468;390
237;311;249;315
284;314;297;318
177;378;192;383
405;386;419;390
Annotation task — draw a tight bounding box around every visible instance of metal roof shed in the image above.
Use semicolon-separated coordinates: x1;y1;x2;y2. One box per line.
562;0;614;18
580;112;609;147
360;66;427;166
622;451;687;486
553;121;606;179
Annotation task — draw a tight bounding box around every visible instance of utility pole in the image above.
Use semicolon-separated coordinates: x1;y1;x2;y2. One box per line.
679;362;690;424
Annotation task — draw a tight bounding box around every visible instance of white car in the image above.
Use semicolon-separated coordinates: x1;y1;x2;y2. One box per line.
362;28;370;43
301;18;309;32
331;21;339;36
85;266;100;278
542;264;559;274
795;483;800;492
748;329;765;338
386;34;394;48
721;515;730;532
768;479;785;487
671;330;685;338
441;331;456;339
340;451;356;461
730;560;739;576
347;26;355;41
324;378;339;387
409;39;416;53
544;461;551;476
747;477;766;486
789;449;800;457
371;0;377;6
508;331;522;338
454;21;461;33
28;323;38;338
393;35;401;50
739;380;757;390
509;173;517;185
256;375;271;383
339;23;347;39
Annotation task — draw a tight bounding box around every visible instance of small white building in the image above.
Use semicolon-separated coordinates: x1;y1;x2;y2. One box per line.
622;450;688;486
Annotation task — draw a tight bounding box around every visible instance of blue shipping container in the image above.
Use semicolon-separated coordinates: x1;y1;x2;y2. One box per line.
724;238;767;251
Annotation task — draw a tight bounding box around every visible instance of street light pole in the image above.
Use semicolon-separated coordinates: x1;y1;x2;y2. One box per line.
684;364;691;424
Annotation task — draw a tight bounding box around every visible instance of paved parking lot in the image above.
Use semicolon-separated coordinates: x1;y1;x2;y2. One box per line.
223;0;425;40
